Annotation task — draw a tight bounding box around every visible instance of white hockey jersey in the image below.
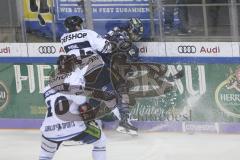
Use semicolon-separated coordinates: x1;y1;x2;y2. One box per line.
60;29;110;76
40;67;88;142
60;29;108;57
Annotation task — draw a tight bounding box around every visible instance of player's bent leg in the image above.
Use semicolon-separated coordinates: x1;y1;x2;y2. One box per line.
39;135;61;160
92;131;107;160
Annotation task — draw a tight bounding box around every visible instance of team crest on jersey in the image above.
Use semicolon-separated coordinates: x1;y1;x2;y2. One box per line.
0;81;9;112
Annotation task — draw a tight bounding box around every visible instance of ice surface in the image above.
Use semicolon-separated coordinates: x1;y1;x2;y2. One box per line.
0;129;240;160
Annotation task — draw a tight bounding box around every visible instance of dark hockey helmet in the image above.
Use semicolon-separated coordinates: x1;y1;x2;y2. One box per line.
127;18;144;41
64;16;83;32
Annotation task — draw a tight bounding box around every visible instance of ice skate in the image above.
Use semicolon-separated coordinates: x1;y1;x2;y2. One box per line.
116;118;138;136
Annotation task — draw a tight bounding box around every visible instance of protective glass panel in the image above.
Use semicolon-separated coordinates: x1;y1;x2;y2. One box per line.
0;0;239;42
207;6;230;36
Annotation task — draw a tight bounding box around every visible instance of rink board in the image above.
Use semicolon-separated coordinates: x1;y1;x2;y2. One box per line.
1;119;240;134
0;60;240;133
1;42;240;133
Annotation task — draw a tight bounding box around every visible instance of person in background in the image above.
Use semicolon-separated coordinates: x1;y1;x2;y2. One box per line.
163;0;191;35
163;0;176;34
177;0;192;35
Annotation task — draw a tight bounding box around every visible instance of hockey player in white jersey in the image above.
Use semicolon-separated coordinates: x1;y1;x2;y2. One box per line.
39;55;114;160
60;16;114;104
60;16;111;77
60;16;145;136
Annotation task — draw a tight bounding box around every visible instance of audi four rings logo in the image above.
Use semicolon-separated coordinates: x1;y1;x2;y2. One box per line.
178;46;196;54
38;46;56;54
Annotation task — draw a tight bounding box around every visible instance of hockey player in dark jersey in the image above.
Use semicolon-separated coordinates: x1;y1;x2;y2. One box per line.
103;18;143;63
103;18;184;135
102;18;144;135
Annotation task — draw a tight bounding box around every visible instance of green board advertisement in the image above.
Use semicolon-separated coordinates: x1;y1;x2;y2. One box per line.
0;63;240;122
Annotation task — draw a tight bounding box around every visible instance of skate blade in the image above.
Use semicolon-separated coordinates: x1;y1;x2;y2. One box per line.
116;126;138;136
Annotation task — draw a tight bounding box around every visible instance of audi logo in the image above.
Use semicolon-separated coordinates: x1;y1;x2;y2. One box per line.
178;46;196;54
38;46;56;54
